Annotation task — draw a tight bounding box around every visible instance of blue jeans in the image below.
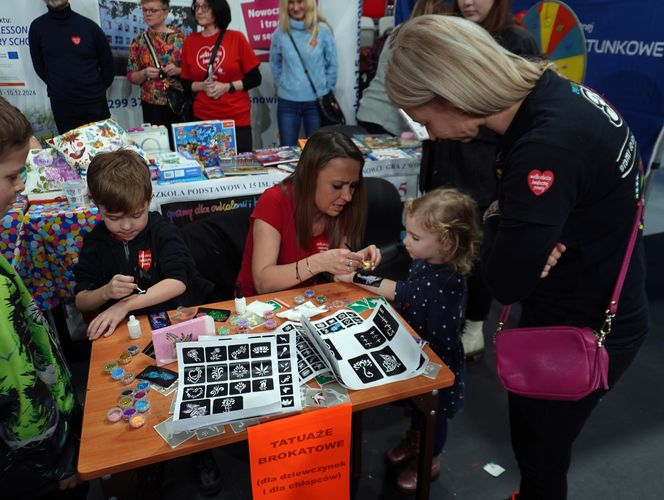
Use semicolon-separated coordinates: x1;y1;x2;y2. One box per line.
277;97;320;146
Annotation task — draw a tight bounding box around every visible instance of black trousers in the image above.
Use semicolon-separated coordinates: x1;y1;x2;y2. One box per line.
465;260;493;321
141;100;179;150
50;97;110;135
510;348;640;500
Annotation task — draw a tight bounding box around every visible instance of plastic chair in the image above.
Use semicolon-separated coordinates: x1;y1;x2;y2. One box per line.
363;177;411;281
645;124;664;205
378;16;395;37
360;16;377;47
179;207;253;302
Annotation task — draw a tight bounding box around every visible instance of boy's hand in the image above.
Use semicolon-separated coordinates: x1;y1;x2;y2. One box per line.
104;274;136;300
87;302;129;340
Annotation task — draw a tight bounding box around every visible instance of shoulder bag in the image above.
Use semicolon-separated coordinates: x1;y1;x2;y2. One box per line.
494;176;644;401
143;31;223;122
286;31;345;126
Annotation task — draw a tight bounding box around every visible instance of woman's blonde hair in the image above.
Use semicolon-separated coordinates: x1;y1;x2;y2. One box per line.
386;15;552;115
278;0;327;40
404;188;480;275
411;0;451;17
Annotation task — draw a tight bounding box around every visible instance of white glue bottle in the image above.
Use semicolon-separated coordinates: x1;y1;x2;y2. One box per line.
202;315;215;336
127;315;142;339
234;283;247;316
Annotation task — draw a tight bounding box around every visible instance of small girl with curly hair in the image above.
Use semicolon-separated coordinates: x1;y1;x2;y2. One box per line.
336;187;480;492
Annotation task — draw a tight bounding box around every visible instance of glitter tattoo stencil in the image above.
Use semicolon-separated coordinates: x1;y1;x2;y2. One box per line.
167;333;301;433
302;303;429;390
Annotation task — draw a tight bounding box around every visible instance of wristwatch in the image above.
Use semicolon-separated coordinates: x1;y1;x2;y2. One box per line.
228;81;236;94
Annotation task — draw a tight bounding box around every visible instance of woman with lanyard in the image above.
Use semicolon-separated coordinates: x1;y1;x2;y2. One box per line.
181;0;261;152
386;15;648;500
127;0;184;143
269;0;338;146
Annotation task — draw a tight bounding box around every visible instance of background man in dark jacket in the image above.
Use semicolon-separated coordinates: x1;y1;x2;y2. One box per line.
29;0;114;134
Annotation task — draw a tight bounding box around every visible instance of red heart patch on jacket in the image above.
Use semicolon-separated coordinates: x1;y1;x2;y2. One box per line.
527;170;554;196
71;36;81;45
138;250;152;271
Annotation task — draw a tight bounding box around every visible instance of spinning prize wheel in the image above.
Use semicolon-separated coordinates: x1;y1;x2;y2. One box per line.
523;1;587;83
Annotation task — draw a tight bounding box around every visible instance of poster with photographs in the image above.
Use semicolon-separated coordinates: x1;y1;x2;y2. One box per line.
303;303;428;390
167;332;301;433
98;0;197;75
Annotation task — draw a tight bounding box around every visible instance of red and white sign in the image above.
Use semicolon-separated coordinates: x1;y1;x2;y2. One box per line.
138;249;152;270
527;169;555;196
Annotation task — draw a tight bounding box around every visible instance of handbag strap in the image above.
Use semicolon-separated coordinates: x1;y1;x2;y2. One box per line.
142;32;161;70
206;30;225;80
286;31;319;96
498;160;646;342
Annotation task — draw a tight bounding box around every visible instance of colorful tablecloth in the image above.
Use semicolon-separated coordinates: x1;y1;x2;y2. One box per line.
0;195;28;267
15;200;100;311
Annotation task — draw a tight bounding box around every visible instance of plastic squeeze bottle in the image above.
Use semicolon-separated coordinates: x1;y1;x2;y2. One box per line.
127;315;142;339
234;283;247;315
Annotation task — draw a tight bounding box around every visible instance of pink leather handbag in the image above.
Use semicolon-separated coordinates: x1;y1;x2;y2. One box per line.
494;198;643;401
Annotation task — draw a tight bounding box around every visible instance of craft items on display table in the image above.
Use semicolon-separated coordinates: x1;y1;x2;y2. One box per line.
93;289;433;447
172;119;237;169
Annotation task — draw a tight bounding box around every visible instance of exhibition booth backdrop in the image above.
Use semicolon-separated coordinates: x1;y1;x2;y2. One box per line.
0;0;361;148
513;0;664;161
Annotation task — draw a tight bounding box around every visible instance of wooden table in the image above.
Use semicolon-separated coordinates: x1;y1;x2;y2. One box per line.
78;282;454;499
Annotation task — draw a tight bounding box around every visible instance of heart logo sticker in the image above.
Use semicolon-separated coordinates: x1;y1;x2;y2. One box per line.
71;36;81;45
138;250;152;270
527;170;554;196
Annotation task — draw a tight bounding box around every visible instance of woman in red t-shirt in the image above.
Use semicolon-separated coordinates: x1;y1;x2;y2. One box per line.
181;0;262;152
237;130;382;296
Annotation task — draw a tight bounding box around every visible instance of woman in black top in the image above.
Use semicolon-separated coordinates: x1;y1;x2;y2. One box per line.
421;0;539;358
386;15;648;500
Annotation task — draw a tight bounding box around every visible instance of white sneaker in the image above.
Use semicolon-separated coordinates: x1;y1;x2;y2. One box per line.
461;320;485;359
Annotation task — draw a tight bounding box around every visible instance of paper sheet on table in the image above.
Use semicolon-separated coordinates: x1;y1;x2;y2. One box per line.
303;302;428;390
167;332;301;433
276;300;327;321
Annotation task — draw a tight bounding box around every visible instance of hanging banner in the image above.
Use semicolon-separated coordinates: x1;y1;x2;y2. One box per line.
0;0;54;140
248;403;351;500
512;0;664;161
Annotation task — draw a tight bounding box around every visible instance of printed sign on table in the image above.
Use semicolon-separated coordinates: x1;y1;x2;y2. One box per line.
248;403;351;500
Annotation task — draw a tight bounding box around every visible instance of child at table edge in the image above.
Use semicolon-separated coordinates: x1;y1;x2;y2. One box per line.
0;96;85;496
335;187;480;492
74;149;211;340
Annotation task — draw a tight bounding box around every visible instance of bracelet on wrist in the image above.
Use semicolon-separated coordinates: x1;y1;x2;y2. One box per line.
305;257;315;276
295;260;301;281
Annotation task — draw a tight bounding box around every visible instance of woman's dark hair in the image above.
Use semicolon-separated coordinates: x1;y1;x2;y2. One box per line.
286;130;366;250
453;0;516;36
191;0;231;30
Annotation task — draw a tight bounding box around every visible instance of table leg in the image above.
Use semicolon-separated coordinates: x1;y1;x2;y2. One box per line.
50;302;75;360
409;389;439;500
350;410;363;499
